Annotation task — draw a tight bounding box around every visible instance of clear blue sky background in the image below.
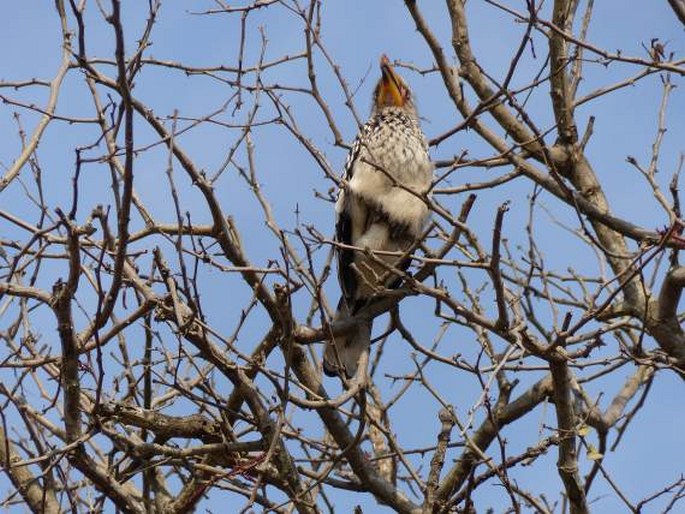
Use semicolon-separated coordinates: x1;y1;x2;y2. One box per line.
1;1;684;512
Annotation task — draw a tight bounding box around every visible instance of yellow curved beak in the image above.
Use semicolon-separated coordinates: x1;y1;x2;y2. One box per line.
378;54;405;107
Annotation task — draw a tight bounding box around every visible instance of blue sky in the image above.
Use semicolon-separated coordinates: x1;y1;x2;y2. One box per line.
1;1;684;512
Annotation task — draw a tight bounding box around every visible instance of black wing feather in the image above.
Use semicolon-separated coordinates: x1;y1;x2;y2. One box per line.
335;199;356;306
336;136;363;308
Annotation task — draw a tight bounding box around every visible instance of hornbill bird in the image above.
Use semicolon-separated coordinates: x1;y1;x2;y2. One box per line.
323;55;433;378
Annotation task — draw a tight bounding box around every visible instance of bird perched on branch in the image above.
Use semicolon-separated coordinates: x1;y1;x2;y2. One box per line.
323;55;433;378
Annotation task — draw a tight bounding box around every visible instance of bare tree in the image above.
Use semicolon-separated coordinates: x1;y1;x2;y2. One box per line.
1;1;683;513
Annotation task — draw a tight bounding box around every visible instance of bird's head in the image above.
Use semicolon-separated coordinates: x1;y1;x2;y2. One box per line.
372;55;415;115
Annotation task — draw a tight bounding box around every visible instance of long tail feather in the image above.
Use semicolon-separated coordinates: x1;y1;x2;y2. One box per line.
323;299;371;378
